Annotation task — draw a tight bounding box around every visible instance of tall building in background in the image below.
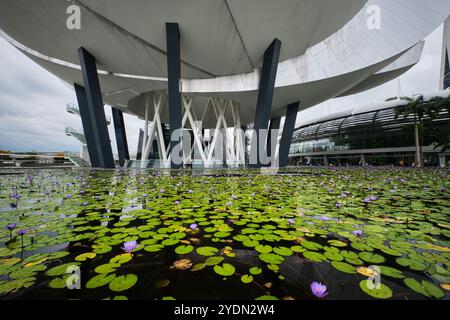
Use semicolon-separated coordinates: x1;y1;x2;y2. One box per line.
440;15;450;90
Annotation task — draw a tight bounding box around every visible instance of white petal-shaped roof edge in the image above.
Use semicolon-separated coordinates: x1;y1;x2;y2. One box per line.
13;39;419;128
297;88;450;128
182;0;450;94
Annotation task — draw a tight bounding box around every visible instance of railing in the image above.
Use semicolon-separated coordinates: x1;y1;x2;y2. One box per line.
66;103;111;124
65;127;86;144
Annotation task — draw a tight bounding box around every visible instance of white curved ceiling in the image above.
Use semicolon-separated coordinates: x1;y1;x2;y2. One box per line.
0;0;449;128
0;0;366;78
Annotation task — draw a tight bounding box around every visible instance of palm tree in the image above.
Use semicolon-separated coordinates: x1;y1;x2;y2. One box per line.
393;95;425;167
422;96;450;152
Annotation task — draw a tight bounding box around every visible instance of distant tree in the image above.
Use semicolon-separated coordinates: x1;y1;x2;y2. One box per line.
394;95;450;166
393;95;425;167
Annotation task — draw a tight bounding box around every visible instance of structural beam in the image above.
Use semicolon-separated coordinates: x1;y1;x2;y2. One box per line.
267;117;281;162
74;84;99;167
136;129;144;160
78;47;115;168
111;107;130;167
166;23;183;169
250;39;281;168
279;102;300;167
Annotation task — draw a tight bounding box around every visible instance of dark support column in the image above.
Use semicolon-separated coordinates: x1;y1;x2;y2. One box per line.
250;39;281;168
136;129;144;160
111;107;130;167
78;47;115;168
166;23;182;169
267;117;281;162
74;84;99;167
279;102;300;168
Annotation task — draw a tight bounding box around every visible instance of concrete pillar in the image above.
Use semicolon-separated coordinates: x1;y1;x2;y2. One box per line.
279;102;300;167
78;47;115;168
324;155;329;166
111;107;130;167
74;84;99;167
166;23;182;169
250;39;281;168
267;117;281;165
136;129;144;160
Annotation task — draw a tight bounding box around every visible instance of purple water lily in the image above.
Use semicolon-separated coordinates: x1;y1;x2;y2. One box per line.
16;229;27;236
121;240;137;253
6;223;17;231
6;223;17;240
225;201;232;207
189;223;198;230
310;281;329;298
352;230;363;237
174;200;181;205
188;190;193;194
335;202;342;209
287;219;295;225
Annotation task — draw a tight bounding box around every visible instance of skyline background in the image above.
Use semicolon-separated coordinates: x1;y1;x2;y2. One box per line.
0;24;445;155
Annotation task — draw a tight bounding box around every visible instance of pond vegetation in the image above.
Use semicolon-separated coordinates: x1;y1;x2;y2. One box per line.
0;167;449;300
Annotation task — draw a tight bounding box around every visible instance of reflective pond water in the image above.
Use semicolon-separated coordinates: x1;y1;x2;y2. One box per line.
0;167;449;300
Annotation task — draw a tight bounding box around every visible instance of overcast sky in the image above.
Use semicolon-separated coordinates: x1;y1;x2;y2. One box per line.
0;24;445;155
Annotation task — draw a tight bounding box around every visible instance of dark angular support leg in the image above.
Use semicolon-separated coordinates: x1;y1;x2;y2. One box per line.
74;84;99;167
78;47;115;168
279;102;300;168
166;23;183;169
267;117;281;163
111;107;130;167
136;129;144;160
250;39;281;168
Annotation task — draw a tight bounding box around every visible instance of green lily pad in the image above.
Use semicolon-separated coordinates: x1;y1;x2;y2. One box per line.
255;295;278;300
144;244;164;252
301;241;323;251
95;263;121;274
273;247;293;256
303;251;327;263
191;263;206;271
404;278;445;298
249;267;262;275
213;263;235;277
359;252;385;264
255;244;272;254
109;274;138;292
110;253;132;264
331;261;356;274
75;252;96;262
196;246;219;256
86;273;116;289
241;274;253;284
175;245;194;255
205;256;224;266
258;253;284;265
359;280;393;299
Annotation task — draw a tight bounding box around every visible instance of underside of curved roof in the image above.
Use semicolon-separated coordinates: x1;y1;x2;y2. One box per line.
0;0;449;128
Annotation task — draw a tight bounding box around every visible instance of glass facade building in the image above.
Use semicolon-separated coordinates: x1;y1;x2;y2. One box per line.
290;98;450;167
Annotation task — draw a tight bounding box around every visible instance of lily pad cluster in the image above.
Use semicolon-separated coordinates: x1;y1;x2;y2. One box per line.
0;167;448;300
